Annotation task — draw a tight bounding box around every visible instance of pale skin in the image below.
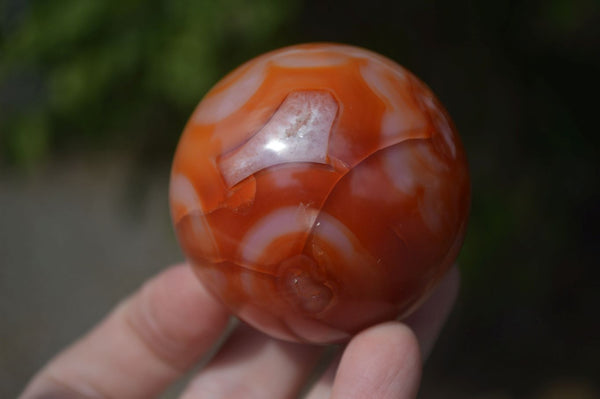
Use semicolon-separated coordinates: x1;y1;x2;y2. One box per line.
20;264;459;399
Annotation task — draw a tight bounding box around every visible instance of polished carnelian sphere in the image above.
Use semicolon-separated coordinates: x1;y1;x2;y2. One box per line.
170;43;470;343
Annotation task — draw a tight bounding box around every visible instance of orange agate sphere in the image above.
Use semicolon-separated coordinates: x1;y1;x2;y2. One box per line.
169;43;470;343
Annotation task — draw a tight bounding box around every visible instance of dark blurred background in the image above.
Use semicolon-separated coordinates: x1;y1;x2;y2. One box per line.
1;0;599;398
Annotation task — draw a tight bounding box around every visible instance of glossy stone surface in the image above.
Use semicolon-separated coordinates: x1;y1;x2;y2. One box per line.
170;43;470;344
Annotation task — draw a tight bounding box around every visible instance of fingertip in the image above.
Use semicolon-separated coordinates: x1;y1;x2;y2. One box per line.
128;262;231;370
348;322;422;367
331;322;421;399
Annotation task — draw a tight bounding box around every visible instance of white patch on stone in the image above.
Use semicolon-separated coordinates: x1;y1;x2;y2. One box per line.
193;61;267;125
312;212;366;266
360;63;426;141
240;206;319;265
380;145;420;195
381;144;447;233
219;91;338;187
273;48;348;68
324;44;408;80
170;173;203;213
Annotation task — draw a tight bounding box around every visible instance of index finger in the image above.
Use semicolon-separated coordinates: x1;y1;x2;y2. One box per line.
20;263;230;399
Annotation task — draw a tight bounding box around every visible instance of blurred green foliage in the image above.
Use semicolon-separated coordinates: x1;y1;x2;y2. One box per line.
0;0;297;168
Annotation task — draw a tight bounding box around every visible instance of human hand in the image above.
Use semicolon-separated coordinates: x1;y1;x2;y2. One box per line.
20;263;459;399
